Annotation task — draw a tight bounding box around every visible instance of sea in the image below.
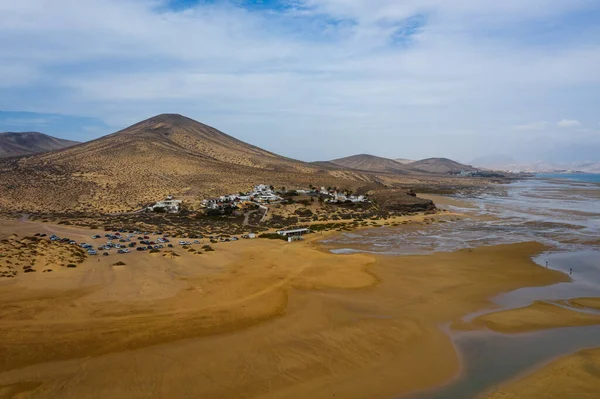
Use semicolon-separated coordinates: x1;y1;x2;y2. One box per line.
323;174;600;399
536;172;600;183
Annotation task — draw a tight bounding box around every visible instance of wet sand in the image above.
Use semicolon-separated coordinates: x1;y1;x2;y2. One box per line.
0;218;570;399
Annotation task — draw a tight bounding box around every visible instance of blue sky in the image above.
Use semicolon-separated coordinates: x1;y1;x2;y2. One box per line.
1;0;599;164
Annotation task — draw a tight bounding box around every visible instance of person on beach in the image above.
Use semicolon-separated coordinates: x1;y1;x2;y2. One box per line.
570;268;573;275
546;261;548;268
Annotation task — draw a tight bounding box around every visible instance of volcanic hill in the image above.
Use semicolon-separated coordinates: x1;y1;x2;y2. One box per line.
328;154;420;174
0;114;370;213
0;132;79;158
409;158;477;174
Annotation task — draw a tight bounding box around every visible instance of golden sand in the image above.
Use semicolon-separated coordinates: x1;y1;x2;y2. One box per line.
482;348;600;399
0;219;573;399
465;301;600;334
569;297;600;311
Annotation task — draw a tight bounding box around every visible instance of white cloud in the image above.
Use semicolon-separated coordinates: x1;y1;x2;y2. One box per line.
557;119;582;128
0;0;599;161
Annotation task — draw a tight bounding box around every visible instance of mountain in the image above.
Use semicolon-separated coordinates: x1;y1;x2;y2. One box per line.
409;158;477;174
0;132;79;158
0;114;370;213
328;154;418;174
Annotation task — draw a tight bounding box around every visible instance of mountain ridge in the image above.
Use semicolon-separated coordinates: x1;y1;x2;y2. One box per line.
409;157;477;174
328;154;420;175
0;131;79;158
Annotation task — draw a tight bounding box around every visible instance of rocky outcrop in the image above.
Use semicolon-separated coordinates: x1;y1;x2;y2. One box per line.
369;189;436;213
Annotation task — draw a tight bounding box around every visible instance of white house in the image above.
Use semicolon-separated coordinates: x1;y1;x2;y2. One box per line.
151;198;182;213
254;184;272;194
277;228;310;237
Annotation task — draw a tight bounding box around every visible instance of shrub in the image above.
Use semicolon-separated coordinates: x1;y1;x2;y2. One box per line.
67;264;77;268
113;261;126;266
150;249;160;253
258;233;287;241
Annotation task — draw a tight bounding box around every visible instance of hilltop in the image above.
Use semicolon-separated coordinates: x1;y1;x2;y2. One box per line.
0;114;370;213
409;158;477;174
0;132;79;158
328;154;419;174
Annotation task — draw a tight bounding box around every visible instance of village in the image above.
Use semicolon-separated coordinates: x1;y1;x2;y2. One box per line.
147;184;369;215
0;184;441;280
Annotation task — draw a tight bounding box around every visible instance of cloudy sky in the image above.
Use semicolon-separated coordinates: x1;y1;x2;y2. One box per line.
1;0;599;164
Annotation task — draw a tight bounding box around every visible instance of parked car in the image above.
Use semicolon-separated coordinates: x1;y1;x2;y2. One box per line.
193;240;200;244
103;252;109;256
92;235;101;239
69;240;77;245
40;233;47;237
168;244;174;248
128;243;136;248
136;247;146;251
87;249;97;255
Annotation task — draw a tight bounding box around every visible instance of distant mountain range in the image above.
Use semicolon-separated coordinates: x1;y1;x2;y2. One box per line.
328;154;420;174
471;157;600;173
408;158;478;174
0;132;79;158
328;154;476;175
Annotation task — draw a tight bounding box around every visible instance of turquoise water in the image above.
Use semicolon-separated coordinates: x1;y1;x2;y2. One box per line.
537;173;600;183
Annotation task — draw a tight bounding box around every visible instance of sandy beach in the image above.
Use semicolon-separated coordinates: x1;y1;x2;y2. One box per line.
0;215;576;399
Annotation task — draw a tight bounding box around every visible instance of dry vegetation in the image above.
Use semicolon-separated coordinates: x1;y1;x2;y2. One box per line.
0;235;87;278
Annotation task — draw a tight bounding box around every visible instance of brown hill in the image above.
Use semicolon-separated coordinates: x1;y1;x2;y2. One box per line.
0;132;79;158
0;114;372;213
329;154;419;174
409;158;477;174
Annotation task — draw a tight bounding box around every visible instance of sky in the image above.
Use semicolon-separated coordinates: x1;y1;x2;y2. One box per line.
1;0;599;164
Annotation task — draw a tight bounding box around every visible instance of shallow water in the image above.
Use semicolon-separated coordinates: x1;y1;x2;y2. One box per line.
405;324;600;399
324;178;600;255
325;178;600;399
